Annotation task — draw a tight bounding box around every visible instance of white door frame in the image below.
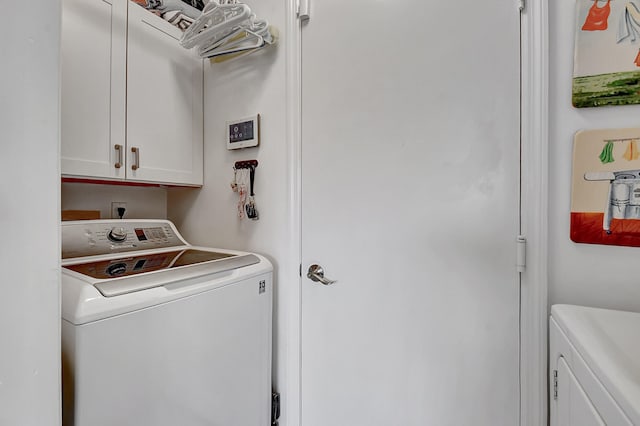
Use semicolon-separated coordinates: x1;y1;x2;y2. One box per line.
282;1;549;425
519;1;550;425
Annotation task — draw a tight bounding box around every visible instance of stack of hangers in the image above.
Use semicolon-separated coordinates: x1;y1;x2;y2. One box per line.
179;0;277;62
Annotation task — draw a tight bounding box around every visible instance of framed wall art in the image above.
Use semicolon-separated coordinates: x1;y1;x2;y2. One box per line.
573;0;640;108
571;128;640;247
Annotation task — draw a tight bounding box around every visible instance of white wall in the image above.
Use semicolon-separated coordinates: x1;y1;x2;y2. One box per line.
0;1;62;425
166;0;292;423
549;0;640;312
62;182;168;219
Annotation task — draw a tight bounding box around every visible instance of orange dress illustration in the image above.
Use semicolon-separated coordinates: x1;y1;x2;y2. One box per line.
582;0;611;31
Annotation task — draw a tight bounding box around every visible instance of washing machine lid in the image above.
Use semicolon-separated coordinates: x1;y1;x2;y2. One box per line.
63;251;261;297
61;219;263;297
551;304;640;424
64;249;237;279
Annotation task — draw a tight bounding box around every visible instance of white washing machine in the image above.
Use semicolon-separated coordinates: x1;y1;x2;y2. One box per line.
549;304;640;426
61;219;273;426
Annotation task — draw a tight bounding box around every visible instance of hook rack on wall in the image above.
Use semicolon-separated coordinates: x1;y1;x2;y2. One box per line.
231;160;259;220
234;160;258;169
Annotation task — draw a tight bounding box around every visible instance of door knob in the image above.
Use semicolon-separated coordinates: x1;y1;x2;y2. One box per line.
307;264;337;285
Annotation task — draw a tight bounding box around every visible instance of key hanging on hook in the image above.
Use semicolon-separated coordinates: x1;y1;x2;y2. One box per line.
230;166;238;192
245;165;259;220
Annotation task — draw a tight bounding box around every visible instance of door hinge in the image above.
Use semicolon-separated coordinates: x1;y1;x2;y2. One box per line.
518;0;525;13
516;235;526;273
553;370;558;400
271;391;281;426
297;0;310;20
299;264;302;277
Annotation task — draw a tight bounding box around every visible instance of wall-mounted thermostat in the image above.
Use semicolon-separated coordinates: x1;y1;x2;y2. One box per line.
227;114;260;150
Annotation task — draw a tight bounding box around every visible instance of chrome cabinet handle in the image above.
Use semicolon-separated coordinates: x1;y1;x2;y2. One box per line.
307;264;337;285
114;144;123;169
131;147;140;171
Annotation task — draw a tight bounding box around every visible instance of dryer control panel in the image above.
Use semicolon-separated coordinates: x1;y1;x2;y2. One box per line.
62;220;187;259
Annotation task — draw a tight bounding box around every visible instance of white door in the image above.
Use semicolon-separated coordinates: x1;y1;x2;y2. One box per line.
300;1;521;425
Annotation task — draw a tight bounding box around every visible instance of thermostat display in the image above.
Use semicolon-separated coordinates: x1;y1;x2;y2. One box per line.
229;121;254;142
227;114;260;149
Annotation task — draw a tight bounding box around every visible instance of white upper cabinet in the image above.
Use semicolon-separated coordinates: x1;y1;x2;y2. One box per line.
61;0;203;186
126;2;203;185
61;0;127;180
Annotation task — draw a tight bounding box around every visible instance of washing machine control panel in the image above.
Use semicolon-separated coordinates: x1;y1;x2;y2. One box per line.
62;220;187;259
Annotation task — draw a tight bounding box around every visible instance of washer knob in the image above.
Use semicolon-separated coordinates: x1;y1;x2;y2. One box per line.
106;262;127;276
107;227;127;242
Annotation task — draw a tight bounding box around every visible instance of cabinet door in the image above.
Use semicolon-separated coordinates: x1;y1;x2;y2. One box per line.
126;3;204;186
556;357;605;426
61;0;127;179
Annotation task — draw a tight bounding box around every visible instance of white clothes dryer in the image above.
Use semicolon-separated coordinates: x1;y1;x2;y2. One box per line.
549;304;640;426
61;219;273;426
